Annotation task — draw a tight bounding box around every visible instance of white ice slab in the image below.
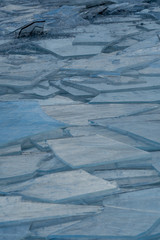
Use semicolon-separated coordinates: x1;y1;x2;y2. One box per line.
63;54;158;75
73;23;138;46
103;188;160;212
20;170;117;203
0;224;30;240
0;196;102;227
91;112;160;146
94;169;158;180
38;95;80;106
31;221;80;238
0;144;21;156
36;38;102;58
65;76;160;93
94;169;160;188
48;135;150;170
42;103;156;125
50;206;160;238
90;89;160;104
0;153;50;184
21;86;59;99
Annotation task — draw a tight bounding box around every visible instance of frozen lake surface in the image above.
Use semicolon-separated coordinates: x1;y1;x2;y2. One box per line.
0;0;160;239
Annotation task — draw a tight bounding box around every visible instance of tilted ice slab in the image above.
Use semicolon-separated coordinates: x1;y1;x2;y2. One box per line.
139;59;160;76
93;15;142;24
0;144;21;156
48;206;160;239
61;75;160;93
90;89;160;104
0;101;66;147
120;35;160;57
31;221;81;238
0;196;102;228
48;135;151;170
48;188;160;239
53;80;95;98
94;169;160;188
90;112;160;147
35;38;103;59
103;188;160;214
62;54;159;75
42;103;156;125
73;22;138;46
38;95;81;106
19;170;117;203
0;153;50;185
94;169;159;180
0;224;30;240
21;86;59;99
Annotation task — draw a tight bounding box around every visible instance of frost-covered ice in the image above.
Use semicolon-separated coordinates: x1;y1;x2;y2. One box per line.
1;0;160;239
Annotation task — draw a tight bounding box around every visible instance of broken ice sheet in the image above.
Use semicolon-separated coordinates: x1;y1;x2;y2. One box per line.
61;75;160;93
62;54;158;76
30;221;81;238
72;22;138;46
18;170;117;204
139;59;160;76
0;144;21;156
0;196;102;228
0;54;62;93
0;153;50;185
90;110;160;147
48;206;160;239
90;89;160;104
52;81;96;99
151;151;160;173
93;15;142;24
38;156;69;173
94;169;160;188
0;101;66;147
35;38;103;59
48;135;150;171
120;35;160;56
0;224;30;240
21;86;59;99
38;95;81;106
42;103;156;125
13;20;45;38
103;187;160;214
40;5;88;34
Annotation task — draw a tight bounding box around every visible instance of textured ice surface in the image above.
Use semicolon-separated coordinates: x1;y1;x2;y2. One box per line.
0;101;66;147
19;170;117;203
48;135;150;170
94;169;160;188
31;221;81;238
0;224;30;240
73;22;138;46
103;188;160;213
63;75;160;93
0;144;21;156
62;54;158;75
0;196;101;227
91;111;160;146
35;38;103;58
90;89;160;103
1;0;160;238
0;153;50;184
49;206;160;239
42;103;156;125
